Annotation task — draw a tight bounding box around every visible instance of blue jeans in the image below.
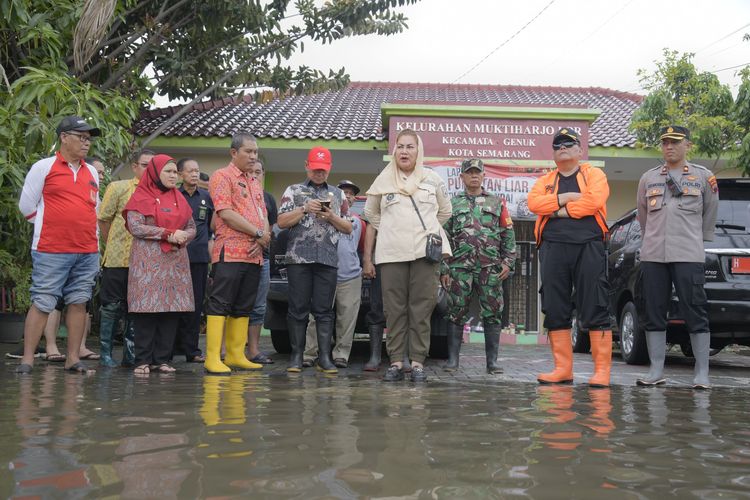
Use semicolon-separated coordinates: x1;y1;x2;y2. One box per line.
30;251;99;313
249;258;270;325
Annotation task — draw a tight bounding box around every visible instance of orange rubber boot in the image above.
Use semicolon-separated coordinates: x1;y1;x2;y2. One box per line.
588;330;612;387
537;329;574;384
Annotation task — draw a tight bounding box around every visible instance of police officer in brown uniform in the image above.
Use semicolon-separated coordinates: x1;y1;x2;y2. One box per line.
636;126;719;389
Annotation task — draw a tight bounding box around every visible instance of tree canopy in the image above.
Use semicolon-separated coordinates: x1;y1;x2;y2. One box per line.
0;0;418;266
629;49;750;175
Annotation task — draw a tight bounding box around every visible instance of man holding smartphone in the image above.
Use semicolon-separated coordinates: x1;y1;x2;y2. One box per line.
277;147;353;373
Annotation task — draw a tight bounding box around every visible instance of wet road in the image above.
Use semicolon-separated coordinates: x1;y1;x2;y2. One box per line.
3;342;750;498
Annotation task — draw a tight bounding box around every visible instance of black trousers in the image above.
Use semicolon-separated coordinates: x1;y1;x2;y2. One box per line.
366;265;386;328
641;261;709;333
100;267;128;305
175;262;208;358
205;261;261;317
539;240;611;331
286;263;337;324
133;312;180;366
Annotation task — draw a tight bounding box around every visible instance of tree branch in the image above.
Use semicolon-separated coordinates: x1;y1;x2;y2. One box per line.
111;32;306;177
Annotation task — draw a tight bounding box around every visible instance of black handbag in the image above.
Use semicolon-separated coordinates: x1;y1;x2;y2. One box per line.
409;195;443;264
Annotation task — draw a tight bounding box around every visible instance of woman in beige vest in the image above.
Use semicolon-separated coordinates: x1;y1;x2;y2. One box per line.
364;129;452;382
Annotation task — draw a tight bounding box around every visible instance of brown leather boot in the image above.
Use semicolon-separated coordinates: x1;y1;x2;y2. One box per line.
588;330;612;387
537;329;573;384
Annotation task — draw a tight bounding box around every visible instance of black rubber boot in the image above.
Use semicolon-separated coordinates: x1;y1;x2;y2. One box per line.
364;325;383;372
98;302;120;368
287;319;307;373
122;316;136;367
315;318;338;374
484;323;502;374
443;322;463;372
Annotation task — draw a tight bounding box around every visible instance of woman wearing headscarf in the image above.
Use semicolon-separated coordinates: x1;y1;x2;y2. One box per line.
123;154;196;375
364;129;452;383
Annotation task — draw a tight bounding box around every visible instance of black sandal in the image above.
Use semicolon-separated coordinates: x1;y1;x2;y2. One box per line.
65;362;93;374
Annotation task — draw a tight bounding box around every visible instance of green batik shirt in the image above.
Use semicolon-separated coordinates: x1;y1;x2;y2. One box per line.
441;190;516;274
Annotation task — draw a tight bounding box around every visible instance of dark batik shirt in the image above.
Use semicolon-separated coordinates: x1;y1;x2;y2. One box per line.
179;186;214;263
278;179;349;267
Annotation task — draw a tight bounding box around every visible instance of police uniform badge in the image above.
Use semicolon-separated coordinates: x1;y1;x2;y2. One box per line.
708;175;718;193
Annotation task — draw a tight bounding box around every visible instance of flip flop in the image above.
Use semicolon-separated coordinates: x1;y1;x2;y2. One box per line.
45;353;67;362
250;353;275;364
334;358;348;368
150;364;176;373
16;363;33;374
65;362;93;374
80;352;101;360
134;364;150;375
186;355;206;363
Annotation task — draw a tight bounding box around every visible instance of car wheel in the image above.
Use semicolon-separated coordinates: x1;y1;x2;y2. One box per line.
679;343;724;358
619;301;648;365
271;329;291;354
571;310;590;353
429;335;448;359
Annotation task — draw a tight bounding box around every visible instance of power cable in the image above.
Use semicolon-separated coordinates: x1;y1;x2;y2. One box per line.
452;0;556;83
694;22;750;54
580;0;636;43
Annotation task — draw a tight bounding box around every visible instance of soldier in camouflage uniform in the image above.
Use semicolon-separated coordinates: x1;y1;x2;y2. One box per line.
440;159;516;374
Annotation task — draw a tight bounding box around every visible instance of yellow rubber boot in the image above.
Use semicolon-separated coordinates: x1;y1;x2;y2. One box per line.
224;316;262;371
204;315;231;375
199;376;226;426
537;329;574;384
588;330;612;387
221;376;247;425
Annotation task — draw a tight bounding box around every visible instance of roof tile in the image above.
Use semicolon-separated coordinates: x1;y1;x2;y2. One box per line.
134;81;643;147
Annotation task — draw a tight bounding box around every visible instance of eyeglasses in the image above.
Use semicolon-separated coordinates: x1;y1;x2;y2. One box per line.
552;140;578;151
660;139;683;146
64;132;94;143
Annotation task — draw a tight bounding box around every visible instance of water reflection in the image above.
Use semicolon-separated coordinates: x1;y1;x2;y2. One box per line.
3;367;750;498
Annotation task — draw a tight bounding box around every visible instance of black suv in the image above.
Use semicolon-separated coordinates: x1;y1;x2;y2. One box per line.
591;178;750;364
264;196;451;358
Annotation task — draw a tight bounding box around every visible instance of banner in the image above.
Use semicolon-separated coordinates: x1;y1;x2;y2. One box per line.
425;159;552;220
390;116;589;159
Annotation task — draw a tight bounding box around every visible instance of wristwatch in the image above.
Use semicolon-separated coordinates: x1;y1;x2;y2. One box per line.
255;229;264;238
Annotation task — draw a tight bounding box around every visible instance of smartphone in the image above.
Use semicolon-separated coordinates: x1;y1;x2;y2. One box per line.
319;200;331;210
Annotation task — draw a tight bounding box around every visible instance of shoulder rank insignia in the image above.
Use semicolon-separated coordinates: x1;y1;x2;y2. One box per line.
708;176;718;193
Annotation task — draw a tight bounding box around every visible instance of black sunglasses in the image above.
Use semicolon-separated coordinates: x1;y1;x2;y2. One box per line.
552;140;578;151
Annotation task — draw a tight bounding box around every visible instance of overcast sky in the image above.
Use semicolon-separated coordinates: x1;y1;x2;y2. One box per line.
282;0;750;95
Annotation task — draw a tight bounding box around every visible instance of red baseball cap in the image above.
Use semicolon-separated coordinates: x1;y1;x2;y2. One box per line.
307;146;332;171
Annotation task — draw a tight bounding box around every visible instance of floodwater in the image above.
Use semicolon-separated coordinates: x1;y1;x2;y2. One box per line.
2;365;750;499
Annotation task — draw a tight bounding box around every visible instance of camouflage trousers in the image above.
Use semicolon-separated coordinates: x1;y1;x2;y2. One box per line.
445;265;505;325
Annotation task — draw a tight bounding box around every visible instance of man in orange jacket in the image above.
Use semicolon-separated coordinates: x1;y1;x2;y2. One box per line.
527;127;612;387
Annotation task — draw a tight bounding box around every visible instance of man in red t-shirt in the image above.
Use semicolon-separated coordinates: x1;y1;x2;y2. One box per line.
17;116;102;374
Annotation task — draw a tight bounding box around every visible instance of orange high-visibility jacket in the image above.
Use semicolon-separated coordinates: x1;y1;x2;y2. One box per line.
527;162;609;246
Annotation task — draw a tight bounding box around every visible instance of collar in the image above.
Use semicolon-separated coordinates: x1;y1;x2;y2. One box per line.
179;184;199;197
304;178;329;190
129;177;140;187
659;164;691;175
462;189;488;198
228;162;250;179
55;151;84;170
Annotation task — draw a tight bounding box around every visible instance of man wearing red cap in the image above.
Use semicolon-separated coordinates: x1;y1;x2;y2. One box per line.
277;146;353;373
